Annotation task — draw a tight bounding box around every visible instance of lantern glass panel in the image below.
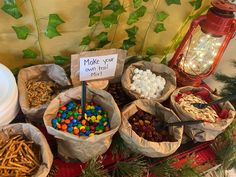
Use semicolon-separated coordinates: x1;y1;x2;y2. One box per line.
179;26;225;76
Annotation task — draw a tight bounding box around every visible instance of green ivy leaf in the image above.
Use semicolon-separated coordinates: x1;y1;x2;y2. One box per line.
114;6;126;15
104;0;122;12
154;23;166;33
54;56;69;65
80;36;91;45
45;14;65;39
127;6;147;25
12;26;30;40
165;0;181;5
1;0;22;19
189;0;202;10
96;32;110;48
47;14;65;27
102;13;118;28
126;26;138;38
122;37;136;50
22;49;37;59
88;0;103;17
89;15;100;26
156;11;169;22
146;47;155;56
45;26;61;39
133;0;142;8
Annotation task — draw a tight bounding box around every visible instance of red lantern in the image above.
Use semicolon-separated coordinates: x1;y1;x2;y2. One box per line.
169;0;236;86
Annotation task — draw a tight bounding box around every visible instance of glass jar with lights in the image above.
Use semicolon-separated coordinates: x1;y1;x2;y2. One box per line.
168;0;236;86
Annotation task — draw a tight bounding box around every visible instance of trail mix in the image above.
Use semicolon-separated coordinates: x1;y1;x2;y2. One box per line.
128;109;174;142
26;80;59;107
0;135;41;176
178;93;218;123
130;68;166;99
51;101;110;136
107;82;132;109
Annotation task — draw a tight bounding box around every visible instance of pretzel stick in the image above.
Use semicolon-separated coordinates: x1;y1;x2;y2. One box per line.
0;135;42;176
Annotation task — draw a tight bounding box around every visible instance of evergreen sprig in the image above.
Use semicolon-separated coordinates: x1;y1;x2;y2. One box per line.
213;120;236;171
111;133;133;158
81;157;109;177
215;61;236;107
112;157;147;177
150;158;179;177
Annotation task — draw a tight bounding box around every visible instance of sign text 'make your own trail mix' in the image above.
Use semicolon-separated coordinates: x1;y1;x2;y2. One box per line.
80;54;118;81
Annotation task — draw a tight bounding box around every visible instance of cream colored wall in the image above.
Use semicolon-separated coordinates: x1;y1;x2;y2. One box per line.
204;37;236;90
0;0;211;69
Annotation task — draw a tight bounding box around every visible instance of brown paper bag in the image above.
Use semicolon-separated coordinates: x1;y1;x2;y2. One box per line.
43;86;121;162
18;64;71;123
170;86;235;142
71;49;127;89
121;61;176;102
0;123;53;177
119;99;183;158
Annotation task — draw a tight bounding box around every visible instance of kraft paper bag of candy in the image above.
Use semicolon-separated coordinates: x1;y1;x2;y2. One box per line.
0;123;53;177
18;64;71;124
71;49;127;89
119;99;183;158
43;86;121;162
170;86;235;142
121;61;176;103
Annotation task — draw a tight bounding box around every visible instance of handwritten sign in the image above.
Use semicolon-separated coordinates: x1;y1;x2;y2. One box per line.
80;54;118;81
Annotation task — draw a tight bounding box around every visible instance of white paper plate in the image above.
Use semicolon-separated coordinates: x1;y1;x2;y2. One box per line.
0;64;19;125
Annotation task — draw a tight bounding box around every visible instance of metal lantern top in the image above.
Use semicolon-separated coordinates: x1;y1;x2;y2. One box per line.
212;0;236;12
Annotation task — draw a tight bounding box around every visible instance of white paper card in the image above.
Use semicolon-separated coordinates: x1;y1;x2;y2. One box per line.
80;54;118;81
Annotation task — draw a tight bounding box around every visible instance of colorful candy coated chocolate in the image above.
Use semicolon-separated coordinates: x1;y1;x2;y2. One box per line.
51;101;111;137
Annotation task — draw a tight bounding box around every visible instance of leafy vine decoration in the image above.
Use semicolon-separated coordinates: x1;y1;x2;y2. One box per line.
1;0;69;65
1;0;209;72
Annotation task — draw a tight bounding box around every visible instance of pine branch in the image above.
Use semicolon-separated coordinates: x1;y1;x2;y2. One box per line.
150;158;179;177
215;73;236;84
213;121;236;171
177;164;203;177
111;133;133;158
112;157;147;177
81;157;109;177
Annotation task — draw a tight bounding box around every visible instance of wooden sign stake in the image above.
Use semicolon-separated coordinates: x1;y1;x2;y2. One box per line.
81;81;86;116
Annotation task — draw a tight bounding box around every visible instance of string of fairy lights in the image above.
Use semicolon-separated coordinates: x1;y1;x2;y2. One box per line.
179;28;224;76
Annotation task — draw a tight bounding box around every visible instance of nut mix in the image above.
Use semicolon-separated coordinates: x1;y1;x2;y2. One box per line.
26;80;59;107
107;83;132;108
178;93;218;123
128;109;174;142
0;135;41;176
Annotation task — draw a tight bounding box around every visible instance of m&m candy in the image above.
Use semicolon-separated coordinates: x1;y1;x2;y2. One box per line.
51;100;110;137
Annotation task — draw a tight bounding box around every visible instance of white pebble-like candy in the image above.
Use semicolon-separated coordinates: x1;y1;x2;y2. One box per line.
130;68;166;99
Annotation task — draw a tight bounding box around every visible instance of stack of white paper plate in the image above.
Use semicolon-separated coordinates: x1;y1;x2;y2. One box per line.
0;64;19;125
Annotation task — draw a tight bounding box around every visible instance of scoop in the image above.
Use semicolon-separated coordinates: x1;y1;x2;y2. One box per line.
155;120;204;130
192;94;236;109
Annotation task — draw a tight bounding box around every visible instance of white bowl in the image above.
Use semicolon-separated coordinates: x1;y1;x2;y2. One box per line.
0;64;19;125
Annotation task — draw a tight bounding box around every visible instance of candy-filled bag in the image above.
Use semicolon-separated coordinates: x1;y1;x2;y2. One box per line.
18;64;71;124
43;86;121;162
119;99;183;158
170;86;235;142
121;61;176;102
0;123;53;177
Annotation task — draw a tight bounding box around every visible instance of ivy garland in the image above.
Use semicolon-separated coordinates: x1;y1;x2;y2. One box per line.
1;0;205;69
1;0;68;65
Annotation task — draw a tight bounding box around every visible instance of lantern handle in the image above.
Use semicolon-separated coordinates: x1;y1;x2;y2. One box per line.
168;15;207;68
